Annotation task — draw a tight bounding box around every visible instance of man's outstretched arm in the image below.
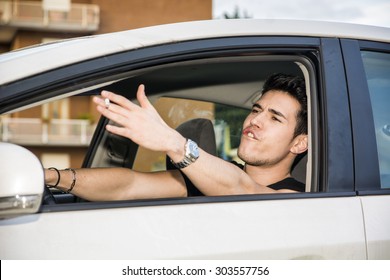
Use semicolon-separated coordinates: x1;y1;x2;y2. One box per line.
93;85;273;197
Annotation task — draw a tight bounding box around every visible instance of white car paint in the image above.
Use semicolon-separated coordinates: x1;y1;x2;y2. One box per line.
0;196;365;259
0;143;43;216
0;142;43;196
360;195;390;259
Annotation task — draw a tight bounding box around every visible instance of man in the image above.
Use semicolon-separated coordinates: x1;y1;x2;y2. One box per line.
45;73;308;201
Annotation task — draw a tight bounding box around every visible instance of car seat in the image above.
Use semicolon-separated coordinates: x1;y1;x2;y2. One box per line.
291;152;307;185
166;118;217;196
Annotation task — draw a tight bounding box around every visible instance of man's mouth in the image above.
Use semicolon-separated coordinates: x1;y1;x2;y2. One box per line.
243;128;257;140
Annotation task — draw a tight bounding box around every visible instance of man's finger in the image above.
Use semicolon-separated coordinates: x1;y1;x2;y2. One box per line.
136;84;152;109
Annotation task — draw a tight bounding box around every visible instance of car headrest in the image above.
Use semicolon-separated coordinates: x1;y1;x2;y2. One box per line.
166;118;217;171
166;118;216;196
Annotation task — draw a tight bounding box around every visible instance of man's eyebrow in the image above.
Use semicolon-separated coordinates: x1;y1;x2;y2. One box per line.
252;103;287;120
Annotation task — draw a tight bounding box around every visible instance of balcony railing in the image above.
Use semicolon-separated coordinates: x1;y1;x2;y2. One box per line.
0;118;96;146
0;0;99;32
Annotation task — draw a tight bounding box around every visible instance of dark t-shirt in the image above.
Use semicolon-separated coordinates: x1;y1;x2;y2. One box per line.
182;161;305;196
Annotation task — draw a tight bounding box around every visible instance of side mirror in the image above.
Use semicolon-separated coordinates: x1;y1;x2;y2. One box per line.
0;142;44;218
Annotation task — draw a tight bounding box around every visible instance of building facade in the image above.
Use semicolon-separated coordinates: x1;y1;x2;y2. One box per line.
0;0;212;168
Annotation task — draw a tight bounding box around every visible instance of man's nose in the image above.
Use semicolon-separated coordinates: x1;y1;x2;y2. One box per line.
250;113;264;128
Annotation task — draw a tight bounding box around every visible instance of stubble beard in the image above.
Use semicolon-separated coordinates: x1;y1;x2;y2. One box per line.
237;144;289;167
237;146;272;167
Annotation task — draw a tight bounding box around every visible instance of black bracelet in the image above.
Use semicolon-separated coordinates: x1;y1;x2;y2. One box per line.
48;167;60;188
64;168;76;193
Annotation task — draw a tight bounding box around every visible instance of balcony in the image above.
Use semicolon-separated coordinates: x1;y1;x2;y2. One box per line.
0;118;96;146
0;0;99;34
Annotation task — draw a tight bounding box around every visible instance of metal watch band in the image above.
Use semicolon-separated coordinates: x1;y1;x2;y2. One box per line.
170;139;199;169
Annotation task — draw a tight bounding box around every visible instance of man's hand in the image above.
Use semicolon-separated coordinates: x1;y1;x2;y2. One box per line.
93;85;185;157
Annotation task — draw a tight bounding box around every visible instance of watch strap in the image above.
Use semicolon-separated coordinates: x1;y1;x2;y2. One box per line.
170;139;199;169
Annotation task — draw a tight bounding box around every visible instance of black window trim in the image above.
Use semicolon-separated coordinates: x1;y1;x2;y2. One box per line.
40;191;358;213
319;38;354;193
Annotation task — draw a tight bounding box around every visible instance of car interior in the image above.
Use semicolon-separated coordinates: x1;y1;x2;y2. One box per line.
91;58;310;177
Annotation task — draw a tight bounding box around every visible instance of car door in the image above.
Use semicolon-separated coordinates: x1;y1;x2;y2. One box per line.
0;35;367;259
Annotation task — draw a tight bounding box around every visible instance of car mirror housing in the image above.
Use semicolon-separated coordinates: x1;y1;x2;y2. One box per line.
0;142;44;218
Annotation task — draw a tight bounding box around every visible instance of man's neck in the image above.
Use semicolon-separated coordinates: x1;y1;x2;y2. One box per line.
244;161;292;186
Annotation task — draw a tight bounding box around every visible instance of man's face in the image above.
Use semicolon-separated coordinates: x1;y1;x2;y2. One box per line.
238;90;301;166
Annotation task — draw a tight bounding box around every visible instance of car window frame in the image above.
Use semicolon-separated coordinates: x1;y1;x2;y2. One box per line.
1;36;360;213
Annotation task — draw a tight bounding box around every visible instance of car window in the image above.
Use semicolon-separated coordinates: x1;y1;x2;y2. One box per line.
1;54;317;202
132;97;249;172
361;51;390;189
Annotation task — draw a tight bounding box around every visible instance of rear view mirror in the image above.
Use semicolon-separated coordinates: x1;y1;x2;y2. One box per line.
0;142;44;218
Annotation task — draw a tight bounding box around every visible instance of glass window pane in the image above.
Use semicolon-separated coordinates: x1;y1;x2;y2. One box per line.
361;51;390;188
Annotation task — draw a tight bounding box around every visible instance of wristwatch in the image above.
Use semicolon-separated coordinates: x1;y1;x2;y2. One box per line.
170;139;199;169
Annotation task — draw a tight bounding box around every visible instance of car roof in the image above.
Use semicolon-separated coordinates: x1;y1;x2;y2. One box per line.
1;19;389;85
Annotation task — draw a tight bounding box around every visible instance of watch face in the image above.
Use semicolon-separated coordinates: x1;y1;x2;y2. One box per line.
188;140;199;158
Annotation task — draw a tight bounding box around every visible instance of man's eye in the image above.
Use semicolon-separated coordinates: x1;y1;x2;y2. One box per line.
272;116;281;122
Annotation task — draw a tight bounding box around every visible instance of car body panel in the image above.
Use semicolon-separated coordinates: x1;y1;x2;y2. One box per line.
0;196;365;259
360;195;390;259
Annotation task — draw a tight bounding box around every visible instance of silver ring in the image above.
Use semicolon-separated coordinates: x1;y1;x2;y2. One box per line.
104;98;110;109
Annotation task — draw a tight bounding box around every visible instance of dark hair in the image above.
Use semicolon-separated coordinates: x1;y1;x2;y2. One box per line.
261;73;307;138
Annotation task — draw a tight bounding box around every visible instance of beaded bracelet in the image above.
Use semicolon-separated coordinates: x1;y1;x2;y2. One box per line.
64;168;77;193
48;167;60;188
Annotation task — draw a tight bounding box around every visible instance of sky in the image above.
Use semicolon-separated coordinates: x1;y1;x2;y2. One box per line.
212;0;390;28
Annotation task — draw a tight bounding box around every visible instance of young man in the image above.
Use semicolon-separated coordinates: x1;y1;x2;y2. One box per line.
45;73;308;201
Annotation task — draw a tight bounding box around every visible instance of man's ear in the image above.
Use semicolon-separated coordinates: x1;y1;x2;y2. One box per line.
290;134;308;154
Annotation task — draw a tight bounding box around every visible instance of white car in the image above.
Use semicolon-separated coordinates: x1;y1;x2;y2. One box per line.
0;19;389;259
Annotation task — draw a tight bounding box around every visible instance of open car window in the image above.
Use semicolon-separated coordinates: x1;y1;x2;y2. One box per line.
2;55;317;201
87;55;316;195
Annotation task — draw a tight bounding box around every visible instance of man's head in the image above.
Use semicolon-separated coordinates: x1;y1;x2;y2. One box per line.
238;73;308;168
261;73;307;138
